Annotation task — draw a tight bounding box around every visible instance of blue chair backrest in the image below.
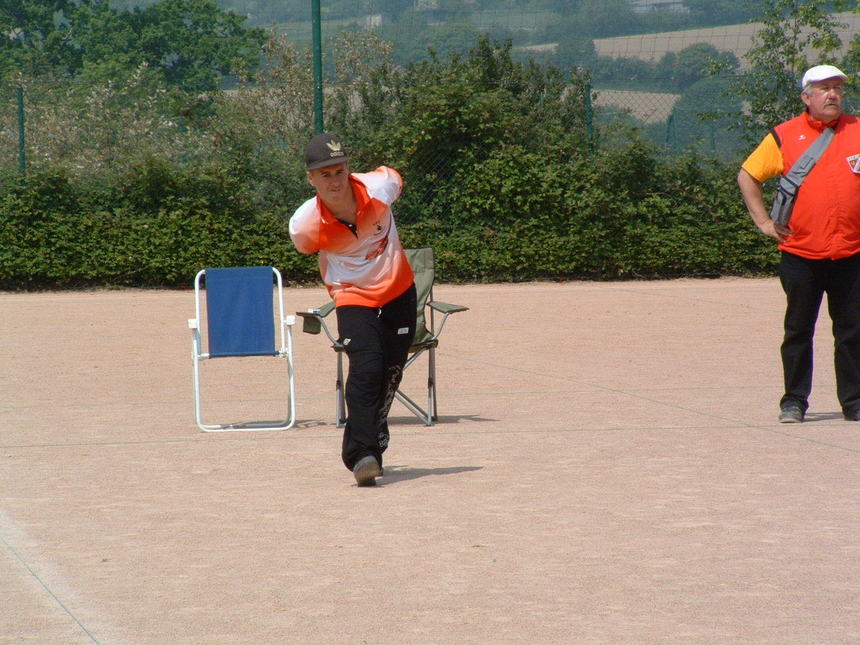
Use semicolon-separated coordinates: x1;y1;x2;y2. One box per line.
205;267;277;358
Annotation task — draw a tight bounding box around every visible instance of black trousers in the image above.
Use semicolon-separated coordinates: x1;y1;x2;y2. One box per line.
335;284;417;471
779;251;860;413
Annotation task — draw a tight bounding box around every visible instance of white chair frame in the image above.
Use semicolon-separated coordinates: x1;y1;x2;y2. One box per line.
188;267;296;432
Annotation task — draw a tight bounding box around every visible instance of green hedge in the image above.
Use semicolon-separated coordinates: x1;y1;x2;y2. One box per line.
0;162;313;289
0;36;780;290
0;144;777;289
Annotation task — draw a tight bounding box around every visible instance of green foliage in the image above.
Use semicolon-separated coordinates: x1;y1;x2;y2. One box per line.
674;43;739;90
396;143;773;282
681;0;758;26
731;0;845;136
0;0;265;90
128;0;266;91
565;42;740;96
571;0;637;38
0;160;314;288
0;31;782;289
664;77;745;157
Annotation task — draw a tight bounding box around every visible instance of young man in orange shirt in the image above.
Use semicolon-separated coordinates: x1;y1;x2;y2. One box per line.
290;133;416;485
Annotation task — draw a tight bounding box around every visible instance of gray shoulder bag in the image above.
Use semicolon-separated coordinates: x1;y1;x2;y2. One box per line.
770;127;835;226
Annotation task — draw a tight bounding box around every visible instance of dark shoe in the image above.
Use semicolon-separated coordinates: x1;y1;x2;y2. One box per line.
779;404;804;423
353;455;380;487
844;409;860;421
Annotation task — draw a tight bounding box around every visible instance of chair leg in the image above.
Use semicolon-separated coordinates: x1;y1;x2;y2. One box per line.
428;346;438;422
336;351;346;428
389;345;438;426
395;390;433;426
191;352;205;431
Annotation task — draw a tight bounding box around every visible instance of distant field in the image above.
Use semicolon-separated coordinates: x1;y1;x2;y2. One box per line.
594;11;860;67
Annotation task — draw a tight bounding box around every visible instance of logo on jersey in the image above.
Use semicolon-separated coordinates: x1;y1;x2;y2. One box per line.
846;153;860;174
365;237;389;260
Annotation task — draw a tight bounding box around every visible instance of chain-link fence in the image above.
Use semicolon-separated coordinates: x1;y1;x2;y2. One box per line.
0;83;25;175
6;2;855;287
3;4;860;177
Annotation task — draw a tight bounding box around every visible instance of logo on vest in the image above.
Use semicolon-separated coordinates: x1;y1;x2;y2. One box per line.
846;154;860;174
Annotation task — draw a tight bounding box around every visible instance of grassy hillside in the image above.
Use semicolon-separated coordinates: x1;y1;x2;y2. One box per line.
593;11;860;68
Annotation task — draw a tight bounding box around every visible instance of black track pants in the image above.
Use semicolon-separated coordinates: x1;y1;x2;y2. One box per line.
336;284;417;470
779;251;860;413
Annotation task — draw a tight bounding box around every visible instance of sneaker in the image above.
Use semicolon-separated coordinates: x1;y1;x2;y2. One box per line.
779;404;804;423
844;409;860;421
353;455;380;487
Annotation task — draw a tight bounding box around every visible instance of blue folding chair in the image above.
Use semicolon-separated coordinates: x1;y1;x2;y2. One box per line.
188;266;296;432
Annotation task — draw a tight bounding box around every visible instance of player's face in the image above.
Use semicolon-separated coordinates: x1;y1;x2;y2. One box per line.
307;162;350;204
802;78;844;123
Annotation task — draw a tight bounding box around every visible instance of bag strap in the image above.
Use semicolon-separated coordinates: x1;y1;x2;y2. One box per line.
770;127;835;226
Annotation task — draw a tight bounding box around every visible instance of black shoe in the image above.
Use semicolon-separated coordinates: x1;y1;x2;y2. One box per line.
844;409;860;421
779;404;804;423
353;455;380;487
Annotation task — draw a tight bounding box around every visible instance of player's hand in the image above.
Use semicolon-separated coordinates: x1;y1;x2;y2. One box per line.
773;222;792;240
757;219;791;241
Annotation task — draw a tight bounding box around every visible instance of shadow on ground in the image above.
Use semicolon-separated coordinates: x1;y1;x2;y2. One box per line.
378;465;483;485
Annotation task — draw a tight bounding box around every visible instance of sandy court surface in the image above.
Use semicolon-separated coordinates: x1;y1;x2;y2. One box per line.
1;278;858;644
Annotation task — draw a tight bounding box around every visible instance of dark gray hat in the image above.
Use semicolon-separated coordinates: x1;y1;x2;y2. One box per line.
304;132;350;170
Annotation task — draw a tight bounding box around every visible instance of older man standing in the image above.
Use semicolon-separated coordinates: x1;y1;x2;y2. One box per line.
738;64;860;423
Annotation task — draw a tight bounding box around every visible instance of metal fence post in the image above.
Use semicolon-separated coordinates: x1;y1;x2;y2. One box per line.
665;110;676;151
311;0;324;133
584;80;594;153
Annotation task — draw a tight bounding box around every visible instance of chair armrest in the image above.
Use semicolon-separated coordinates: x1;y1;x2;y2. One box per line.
428;301;469;314
296;301;337;341
316;301;336;317
296;311;323;334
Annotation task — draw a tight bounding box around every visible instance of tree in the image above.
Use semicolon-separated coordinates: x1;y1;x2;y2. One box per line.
0;0;265;90
0;0;111;77
667;77;744;157
674;42;738;90
326;36;593;223
572;0;637;38
128;0;266;91
682;0;758;26
554;35;596;70
730;0;844;137
377;21;482;66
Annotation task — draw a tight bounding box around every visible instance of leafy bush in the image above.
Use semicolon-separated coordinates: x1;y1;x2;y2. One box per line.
0;35;778;290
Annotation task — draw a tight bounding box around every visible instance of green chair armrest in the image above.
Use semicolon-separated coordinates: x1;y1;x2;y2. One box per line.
428;301;469;314
316;301;336;317
295;311;322;334
295;301;336;336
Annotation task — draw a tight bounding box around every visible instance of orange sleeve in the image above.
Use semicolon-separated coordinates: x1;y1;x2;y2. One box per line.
741;132;784;182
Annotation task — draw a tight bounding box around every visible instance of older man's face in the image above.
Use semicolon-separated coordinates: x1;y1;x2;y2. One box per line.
802;77;845;123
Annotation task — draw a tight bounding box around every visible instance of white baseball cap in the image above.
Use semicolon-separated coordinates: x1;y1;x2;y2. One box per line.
801;64;848;88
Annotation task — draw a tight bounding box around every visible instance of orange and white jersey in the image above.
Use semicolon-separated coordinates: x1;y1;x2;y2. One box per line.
289;166;414;307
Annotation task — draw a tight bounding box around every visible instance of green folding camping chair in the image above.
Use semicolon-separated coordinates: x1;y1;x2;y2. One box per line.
296;247;468;427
